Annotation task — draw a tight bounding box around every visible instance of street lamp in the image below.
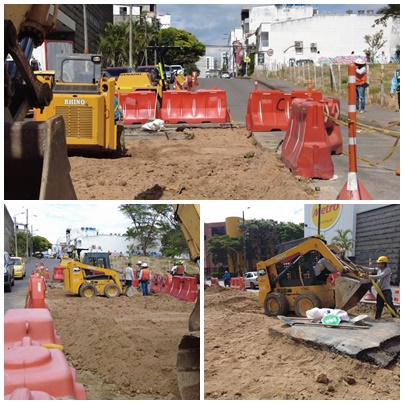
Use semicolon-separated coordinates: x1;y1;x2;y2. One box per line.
242;207;250;274
25;209;37;257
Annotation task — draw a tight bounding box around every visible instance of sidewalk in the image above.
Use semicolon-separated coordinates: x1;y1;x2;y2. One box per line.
257;77;400;129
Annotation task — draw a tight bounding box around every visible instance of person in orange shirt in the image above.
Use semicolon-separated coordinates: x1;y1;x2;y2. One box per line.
355;58;367;113
139;263;151;296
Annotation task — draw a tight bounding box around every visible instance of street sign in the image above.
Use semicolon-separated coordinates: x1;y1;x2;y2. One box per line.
267;48;274;57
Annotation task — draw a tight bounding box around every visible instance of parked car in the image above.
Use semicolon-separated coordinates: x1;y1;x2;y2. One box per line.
164;65;175;83
10;256;25;279
220;71;231;79
4;252;15;292
170;64;184;76
243;271;258;289
103;66;134;80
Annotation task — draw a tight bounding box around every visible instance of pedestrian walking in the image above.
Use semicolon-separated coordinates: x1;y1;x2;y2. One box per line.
139;263;151;296
124;262;134;288
357;256;398;319
390;68;400;109
354;58;367;113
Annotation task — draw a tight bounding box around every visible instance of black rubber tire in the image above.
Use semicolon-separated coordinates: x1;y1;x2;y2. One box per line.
250;282;256;290
294;292;322;317
79;283;97;298
263;292;289;316
104;283;120;298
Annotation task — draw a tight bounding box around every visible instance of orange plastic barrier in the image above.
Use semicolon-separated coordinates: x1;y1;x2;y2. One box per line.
160;274;173;294
150;273;164;294
326;272;341;288
245;90;323;132
159;90;230;124
169;276;198;302
132;274;140;288
210;277;220;286
25;276;48;309
120;91;157;125
322;97;343;155
4;341;86;399
230;277;245;290
5;387;55;400
281;98;335;179
393;287;400;304
52;266;65;281
4;308;62;350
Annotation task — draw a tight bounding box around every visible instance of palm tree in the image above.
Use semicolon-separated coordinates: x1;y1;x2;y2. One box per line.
97;22;129;67
330;229;354;256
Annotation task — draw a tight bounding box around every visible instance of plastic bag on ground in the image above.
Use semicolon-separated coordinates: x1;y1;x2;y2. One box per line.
141;119;165;131
306;307;350;322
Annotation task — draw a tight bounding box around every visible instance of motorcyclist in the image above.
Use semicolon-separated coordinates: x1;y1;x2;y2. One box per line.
224;270;231;287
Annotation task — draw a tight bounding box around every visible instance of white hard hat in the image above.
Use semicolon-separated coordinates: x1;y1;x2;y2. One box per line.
137;260;142;264
141;263;148;268
355;58;365;65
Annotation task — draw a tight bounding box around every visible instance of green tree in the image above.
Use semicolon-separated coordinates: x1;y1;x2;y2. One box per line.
330;229;354;256
160;222;190;258
119;204;172;255
32;235;52;253
207;234;243;272
159;27;205;74
373;4;400;27
363;30;387;62
97;22;129;67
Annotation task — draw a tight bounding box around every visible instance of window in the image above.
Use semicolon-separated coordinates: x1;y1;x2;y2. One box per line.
295;41;303;55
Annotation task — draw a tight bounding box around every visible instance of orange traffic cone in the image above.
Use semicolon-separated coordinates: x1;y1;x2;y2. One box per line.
363;289;376;301
396;166;400;176
45;267;50;279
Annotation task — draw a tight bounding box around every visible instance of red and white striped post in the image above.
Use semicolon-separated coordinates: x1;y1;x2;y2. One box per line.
337;63;373;200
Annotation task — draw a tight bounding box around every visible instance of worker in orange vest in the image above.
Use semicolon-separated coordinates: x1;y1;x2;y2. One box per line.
172;260;185;276
354;58;367;113
139;263;150;296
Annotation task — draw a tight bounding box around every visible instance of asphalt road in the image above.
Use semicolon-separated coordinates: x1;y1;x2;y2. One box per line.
197;77;400;200
4;258;58;313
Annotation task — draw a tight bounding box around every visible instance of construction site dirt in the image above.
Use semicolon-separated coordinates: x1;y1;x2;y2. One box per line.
45;283;196;400
68;127;320;200
204;287;400;400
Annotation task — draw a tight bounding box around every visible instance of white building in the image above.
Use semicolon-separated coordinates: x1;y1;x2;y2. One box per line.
240;5;399;72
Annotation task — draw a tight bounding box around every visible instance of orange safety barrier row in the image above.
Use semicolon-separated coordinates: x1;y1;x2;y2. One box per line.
230;277;245;290
210;277;220;286
245;89;323;132
120;91;158;125
25;276;48;309
53;266;65;281
150;273;164;294
168;276;199;303
281;98;337;179
159;89;230;124
4;308;62;351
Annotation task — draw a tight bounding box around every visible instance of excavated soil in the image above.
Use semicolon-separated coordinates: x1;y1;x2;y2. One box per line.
69;128;319;200
204;287;400;400
45;283;197;400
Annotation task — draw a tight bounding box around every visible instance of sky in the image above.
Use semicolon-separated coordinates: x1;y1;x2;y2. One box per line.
5;202;135;245
202;201;305;224
156;3;387;56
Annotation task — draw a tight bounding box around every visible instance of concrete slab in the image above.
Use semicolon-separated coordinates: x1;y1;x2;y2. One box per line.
272;318;399;367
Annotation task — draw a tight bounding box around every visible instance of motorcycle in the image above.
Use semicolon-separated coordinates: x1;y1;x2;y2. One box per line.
224;277;231;287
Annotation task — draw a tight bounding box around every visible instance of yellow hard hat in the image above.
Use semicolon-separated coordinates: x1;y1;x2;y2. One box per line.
377;256;388;263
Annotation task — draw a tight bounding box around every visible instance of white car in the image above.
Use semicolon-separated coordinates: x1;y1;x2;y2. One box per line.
243;271;258;289
170;64;184;76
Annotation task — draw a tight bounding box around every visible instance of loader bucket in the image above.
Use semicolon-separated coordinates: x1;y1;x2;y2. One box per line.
5;115;77;200
177;332;200;400
334;276;371;311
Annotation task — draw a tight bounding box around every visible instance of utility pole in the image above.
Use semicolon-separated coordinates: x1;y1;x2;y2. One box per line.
83;5;88;54
317;204;321;236
26;209;29;257
14;217;18;256
243;210;246;274
129;4;133;68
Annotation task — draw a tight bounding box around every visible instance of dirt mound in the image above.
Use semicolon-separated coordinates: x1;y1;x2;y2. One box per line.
204;287;400;400
69;128;318;200
45;285;196;399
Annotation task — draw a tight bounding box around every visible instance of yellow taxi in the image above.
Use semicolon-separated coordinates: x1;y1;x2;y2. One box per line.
11;257;26;279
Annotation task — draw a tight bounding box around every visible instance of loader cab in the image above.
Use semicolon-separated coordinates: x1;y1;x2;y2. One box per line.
82;252;111;269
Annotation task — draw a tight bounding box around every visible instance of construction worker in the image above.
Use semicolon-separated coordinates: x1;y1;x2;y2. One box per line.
136;260;142;277
313;257;339;283
354;58;367;113
124;262;134;288
139;263;150;296
390;68;400;109
172;260;185;276
358;256;398;319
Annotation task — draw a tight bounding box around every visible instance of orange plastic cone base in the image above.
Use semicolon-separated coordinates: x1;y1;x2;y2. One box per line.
337;179;373;200
396;166;400;176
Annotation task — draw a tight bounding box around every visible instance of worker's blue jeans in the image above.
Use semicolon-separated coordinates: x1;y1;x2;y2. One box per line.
356;85;366;111
140;280;149;296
